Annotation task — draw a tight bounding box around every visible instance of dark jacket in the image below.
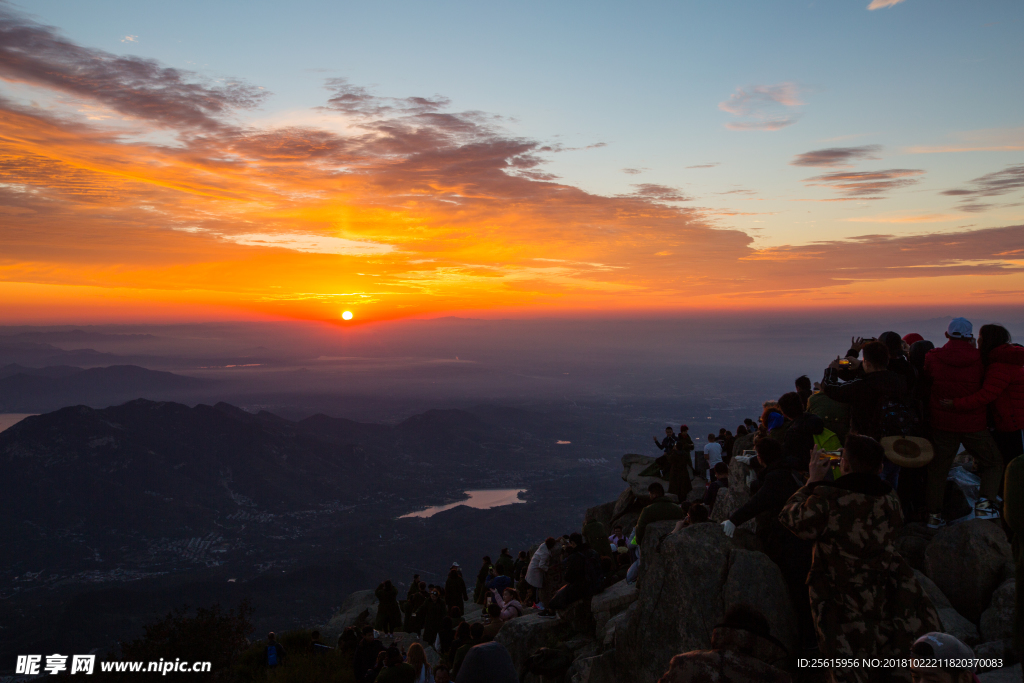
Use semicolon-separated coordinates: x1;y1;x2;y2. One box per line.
353;638;385;678
806;391;851;443
415;597;448;644
953;343;1024;432
703;478;727;511
495;553;515;577
561;545;587;587
779;473;941;658
445;572;468;613
729;455;812;569
924;339;987;433
781;413;824;470
822;368;907;440
635;496;686;544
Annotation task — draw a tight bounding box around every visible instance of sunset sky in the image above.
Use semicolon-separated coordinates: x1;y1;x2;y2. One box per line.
1;0;1022;323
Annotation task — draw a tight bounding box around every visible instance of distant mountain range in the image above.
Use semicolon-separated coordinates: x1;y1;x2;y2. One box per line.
0;365;209;412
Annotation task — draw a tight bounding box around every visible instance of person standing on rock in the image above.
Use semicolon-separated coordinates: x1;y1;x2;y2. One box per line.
779;435;941;683
495;548;515;577
654;425;677;454
666;436;695;499
635;482;686;546
374;580;402;636
538;532;592;616
512;550;528;579
776;391;824;471
922;317;1004;527
416;587;448;650
473;556;491;604
444;563;468;617
703;434;723;478
525;538;556;608
721;437;815;651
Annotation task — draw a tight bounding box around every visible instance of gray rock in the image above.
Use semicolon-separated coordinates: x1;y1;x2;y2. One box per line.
592;579;638;641
586;500;616;530
728;455;756;494
493;613;567;674
895;523;934;572
975;639;1018;667
569;651;618;683
617;522;797;683
981;579;1017;644
723;549;798;653
686;478;707;503
621;453;669;497
937;607;981;646
323;589;377;637
979;664;1023;683
611;486;637;520
914;569;952;609
924;519;1014;623
603;602;636;647
709;488;754;532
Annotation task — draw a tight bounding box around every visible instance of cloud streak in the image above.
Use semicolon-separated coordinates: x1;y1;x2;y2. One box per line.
804;169;925;198
791;145;882;168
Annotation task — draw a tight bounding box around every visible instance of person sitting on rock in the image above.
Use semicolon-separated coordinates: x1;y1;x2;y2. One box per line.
722;436;815;651
452;641;519;683
481;603;503;641
451;622;485;678
635;482;686;546
779;435;941;683
703;462;730;510
908;632;977;683
608;524;625;547
353;626;385;681
489;586;524;622
656;604;790;683
375;645;416;683
583;513;611;558
537;532;592;617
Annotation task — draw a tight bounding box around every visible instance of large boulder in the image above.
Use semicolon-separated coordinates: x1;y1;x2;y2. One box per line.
728;455;757;494
924;520;1013;622
586;500;616;530
621;454;669;497
709;489;754;532
895;524;934;573
592;579;638;641
616;522;797;683
913;570;952;609
493;613;568;674
602;602;636;647
685;478;707;503
981;579;1017;644
976;639;1018;667
322;589;377;638
611;487;637;520
569;651;618;683
979;664;1023;683
937;608;981;646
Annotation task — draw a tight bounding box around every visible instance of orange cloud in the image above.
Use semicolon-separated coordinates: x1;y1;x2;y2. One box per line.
0;6;1023;322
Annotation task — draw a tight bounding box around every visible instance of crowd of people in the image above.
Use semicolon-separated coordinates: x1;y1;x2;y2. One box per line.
258;317;1023;683
644;317;1023;683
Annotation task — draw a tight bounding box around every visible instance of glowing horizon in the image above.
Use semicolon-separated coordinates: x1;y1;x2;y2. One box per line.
1;1;1022;325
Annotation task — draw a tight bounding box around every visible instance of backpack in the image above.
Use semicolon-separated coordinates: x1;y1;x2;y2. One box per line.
583;549;604;596
266;645;278;667
877;396;921;438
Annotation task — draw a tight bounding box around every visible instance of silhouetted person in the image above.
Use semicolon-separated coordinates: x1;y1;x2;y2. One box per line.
353;626;385;681
445;563;468;616
265;632;285;668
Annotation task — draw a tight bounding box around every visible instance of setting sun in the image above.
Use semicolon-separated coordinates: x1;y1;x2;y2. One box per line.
342;311;354;321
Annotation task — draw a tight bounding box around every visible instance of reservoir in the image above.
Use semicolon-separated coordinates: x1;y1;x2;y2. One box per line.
400;489;527;519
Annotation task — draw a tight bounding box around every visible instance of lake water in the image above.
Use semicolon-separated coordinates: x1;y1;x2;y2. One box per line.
0;414;35;433
399;489;527;519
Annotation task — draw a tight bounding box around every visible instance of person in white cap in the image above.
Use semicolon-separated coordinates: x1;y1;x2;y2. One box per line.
909;632;978;683
922;317;1003;528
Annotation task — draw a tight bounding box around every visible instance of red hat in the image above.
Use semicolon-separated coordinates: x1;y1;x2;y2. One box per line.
903;333;924;345
680;425;688;431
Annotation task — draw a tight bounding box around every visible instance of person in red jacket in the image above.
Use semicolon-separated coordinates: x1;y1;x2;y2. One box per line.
940;324;1024;468
922;317;1003;528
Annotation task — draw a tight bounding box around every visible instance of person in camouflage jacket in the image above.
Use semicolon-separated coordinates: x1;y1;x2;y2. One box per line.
657;605;791;683
779;436;941;683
